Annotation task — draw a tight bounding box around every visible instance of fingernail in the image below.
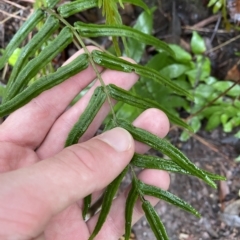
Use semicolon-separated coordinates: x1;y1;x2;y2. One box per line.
98;127;132;152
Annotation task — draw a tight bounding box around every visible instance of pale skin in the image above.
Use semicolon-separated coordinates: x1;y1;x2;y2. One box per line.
0;47;170;240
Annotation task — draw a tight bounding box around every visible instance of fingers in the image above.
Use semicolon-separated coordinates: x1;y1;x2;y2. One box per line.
0;128;134;238
37;64;139;159
43;108;170;239
79;108;170;208
0;142;38;173
0;46;102;149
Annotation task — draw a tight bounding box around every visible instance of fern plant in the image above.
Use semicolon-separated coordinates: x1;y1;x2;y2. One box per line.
0;0;226;239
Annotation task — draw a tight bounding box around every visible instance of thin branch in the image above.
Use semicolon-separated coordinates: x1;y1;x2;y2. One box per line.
210;14;222;43
0;9;27;22
192;14;220;28
206;34;240;55
192;134;229;160
183;26;231;34
44;8;118;124
187;80;240;120
1;0;27;10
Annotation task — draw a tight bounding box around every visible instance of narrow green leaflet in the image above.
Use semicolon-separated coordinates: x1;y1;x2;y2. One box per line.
191;31;206;55
58;0;98;18
0;54;89;117
65;87;107;147
132;153;188;172
46;0;61;8
118;119;216;188
127;7;154;62
125;177;139;240
82;194;92;220
4;27;73;102
142;200;169;240
89;167;129;240
205;112;222;131
107;84;192;130
75;22;174;56
208;0;218;7
168;44;192;63
8;48;21;66
138;180;200;217
92;50;193;99
58;0;149;18
0;9;44;70
5;15;60;97
132;154;226;181
126;0;150;13
212;81;240;97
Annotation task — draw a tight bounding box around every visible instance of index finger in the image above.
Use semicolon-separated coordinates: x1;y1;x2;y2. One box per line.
0;46;102;149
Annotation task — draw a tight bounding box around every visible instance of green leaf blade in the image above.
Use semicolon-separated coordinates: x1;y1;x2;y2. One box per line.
107;84;192;130
0;53;89;117
125;177;139;240
118;120;216;188
132;153;191;173
132;154;226;181
142;200;169;240
46;0;61;8
168;44;192;63
191;31;206;54
4;27;73;102
82;194;92;220
58;0;98;18
212;81;240;97
139;180;200;217
5;15;60;99
75;22;174;56
0;9;44;70
92;50;193;99
65;86;107;147
124;0;150;12
89;166;129;240
127;8;154;62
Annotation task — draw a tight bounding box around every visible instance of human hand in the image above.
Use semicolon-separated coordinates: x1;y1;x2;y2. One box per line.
0;47;170;240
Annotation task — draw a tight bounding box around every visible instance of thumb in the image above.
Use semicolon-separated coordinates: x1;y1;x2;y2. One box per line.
0;127;134;238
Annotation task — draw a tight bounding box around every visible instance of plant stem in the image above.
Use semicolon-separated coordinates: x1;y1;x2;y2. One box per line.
130;165;145;202
44;8;117;124
187;80;239;121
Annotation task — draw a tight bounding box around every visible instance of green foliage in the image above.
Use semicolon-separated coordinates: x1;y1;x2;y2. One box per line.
191;31;206;54
75;22;174;56
131;154;225;181
113;22;239;142
4;26;73;103
0;54;88;116
89;166;129;240
5;15;60;102
207;0;231;28
8;48;22;67
107;83;191;130
125;176;139;240
207;0;224;14
142;199;168;240
138;180;200;217
0;1;226;239
127;7;155;62
65;86;107;147
0;9;44;70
